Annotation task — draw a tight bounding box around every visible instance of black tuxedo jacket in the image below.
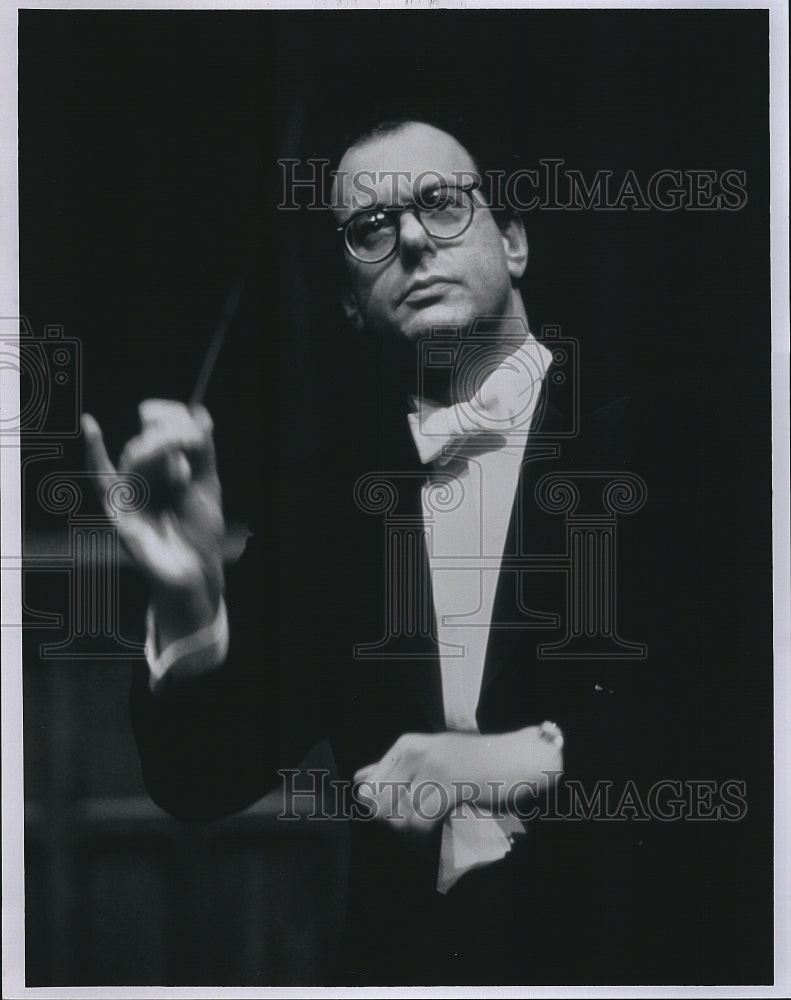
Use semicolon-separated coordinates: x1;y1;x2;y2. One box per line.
131;372;650;798
130;368;696;982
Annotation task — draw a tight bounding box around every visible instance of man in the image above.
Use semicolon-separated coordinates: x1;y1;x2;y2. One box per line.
82;119;653;985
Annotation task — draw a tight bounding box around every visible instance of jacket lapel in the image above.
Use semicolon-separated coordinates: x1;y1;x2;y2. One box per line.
476;379;569;718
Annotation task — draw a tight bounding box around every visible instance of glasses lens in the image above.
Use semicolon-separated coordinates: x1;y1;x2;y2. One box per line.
348;210;397;262
422;187;473;239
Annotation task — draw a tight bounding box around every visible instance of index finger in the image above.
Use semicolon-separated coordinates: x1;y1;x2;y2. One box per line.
81;413;118;479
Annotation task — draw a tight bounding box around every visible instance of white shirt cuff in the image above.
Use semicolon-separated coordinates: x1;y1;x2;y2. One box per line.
145;599;229;690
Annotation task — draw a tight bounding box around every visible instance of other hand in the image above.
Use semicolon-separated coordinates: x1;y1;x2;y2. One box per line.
353;725;564;834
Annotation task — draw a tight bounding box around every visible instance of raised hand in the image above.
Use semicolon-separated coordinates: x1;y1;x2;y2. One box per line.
81;400;225;638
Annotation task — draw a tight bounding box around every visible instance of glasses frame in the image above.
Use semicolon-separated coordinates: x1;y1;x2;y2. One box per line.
336;180;481;264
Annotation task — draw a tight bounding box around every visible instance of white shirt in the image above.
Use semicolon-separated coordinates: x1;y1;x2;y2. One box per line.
407;331;552;890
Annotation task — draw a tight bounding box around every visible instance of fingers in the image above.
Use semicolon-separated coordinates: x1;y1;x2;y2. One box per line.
83;401;221;525
163;451;192;491
81;413;121;517
117;400;218;494
81;413;118;478
353;764;375;784
353;738;412;824
353;733;425;786
538;720;565;752
353;734;445;833
138;399;213;443
520;724;564;790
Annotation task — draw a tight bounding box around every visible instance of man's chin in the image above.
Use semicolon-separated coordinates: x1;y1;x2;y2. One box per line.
396;303;474;343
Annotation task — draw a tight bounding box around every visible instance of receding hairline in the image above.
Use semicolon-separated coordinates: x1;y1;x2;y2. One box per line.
330;115;517;228
336;119;481;174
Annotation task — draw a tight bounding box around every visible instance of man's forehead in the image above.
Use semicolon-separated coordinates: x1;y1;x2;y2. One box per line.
332;123;478;218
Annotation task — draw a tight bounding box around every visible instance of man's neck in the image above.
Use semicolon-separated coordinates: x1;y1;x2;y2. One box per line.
380;293;532;407
421;306;533;408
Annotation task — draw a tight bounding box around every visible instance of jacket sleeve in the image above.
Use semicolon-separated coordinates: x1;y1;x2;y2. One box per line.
130;528;326;821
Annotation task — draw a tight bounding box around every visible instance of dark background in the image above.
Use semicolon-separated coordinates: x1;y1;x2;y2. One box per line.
18;8;772;986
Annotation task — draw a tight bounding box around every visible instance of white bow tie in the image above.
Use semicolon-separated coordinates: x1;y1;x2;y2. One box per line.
406;337;553;465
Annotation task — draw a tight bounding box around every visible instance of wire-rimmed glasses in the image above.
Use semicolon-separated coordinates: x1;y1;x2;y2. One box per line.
337;181;480;264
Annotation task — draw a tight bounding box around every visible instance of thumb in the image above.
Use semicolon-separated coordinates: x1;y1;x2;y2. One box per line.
165;450;192;492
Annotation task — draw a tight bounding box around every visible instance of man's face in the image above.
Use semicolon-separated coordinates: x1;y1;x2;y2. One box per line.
333;123;526;343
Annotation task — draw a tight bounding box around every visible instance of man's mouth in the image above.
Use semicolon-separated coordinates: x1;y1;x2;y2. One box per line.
398;278;458;306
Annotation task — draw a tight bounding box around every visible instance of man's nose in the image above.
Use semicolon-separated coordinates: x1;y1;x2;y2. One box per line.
398;210;437;260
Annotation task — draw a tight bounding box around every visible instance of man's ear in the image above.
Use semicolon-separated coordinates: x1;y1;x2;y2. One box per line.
499;214;528;281
341;287;363;331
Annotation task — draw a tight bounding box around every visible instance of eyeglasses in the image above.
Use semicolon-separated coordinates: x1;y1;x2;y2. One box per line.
337;182;479;264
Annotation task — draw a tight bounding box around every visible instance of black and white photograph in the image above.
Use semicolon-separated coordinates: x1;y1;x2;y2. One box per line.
1;1;788;993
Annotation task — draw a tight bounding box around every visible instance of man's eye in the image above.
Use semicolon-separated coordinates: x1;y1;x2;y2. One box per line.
355;212;390;241
421;187;447;209
424;188;461;214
